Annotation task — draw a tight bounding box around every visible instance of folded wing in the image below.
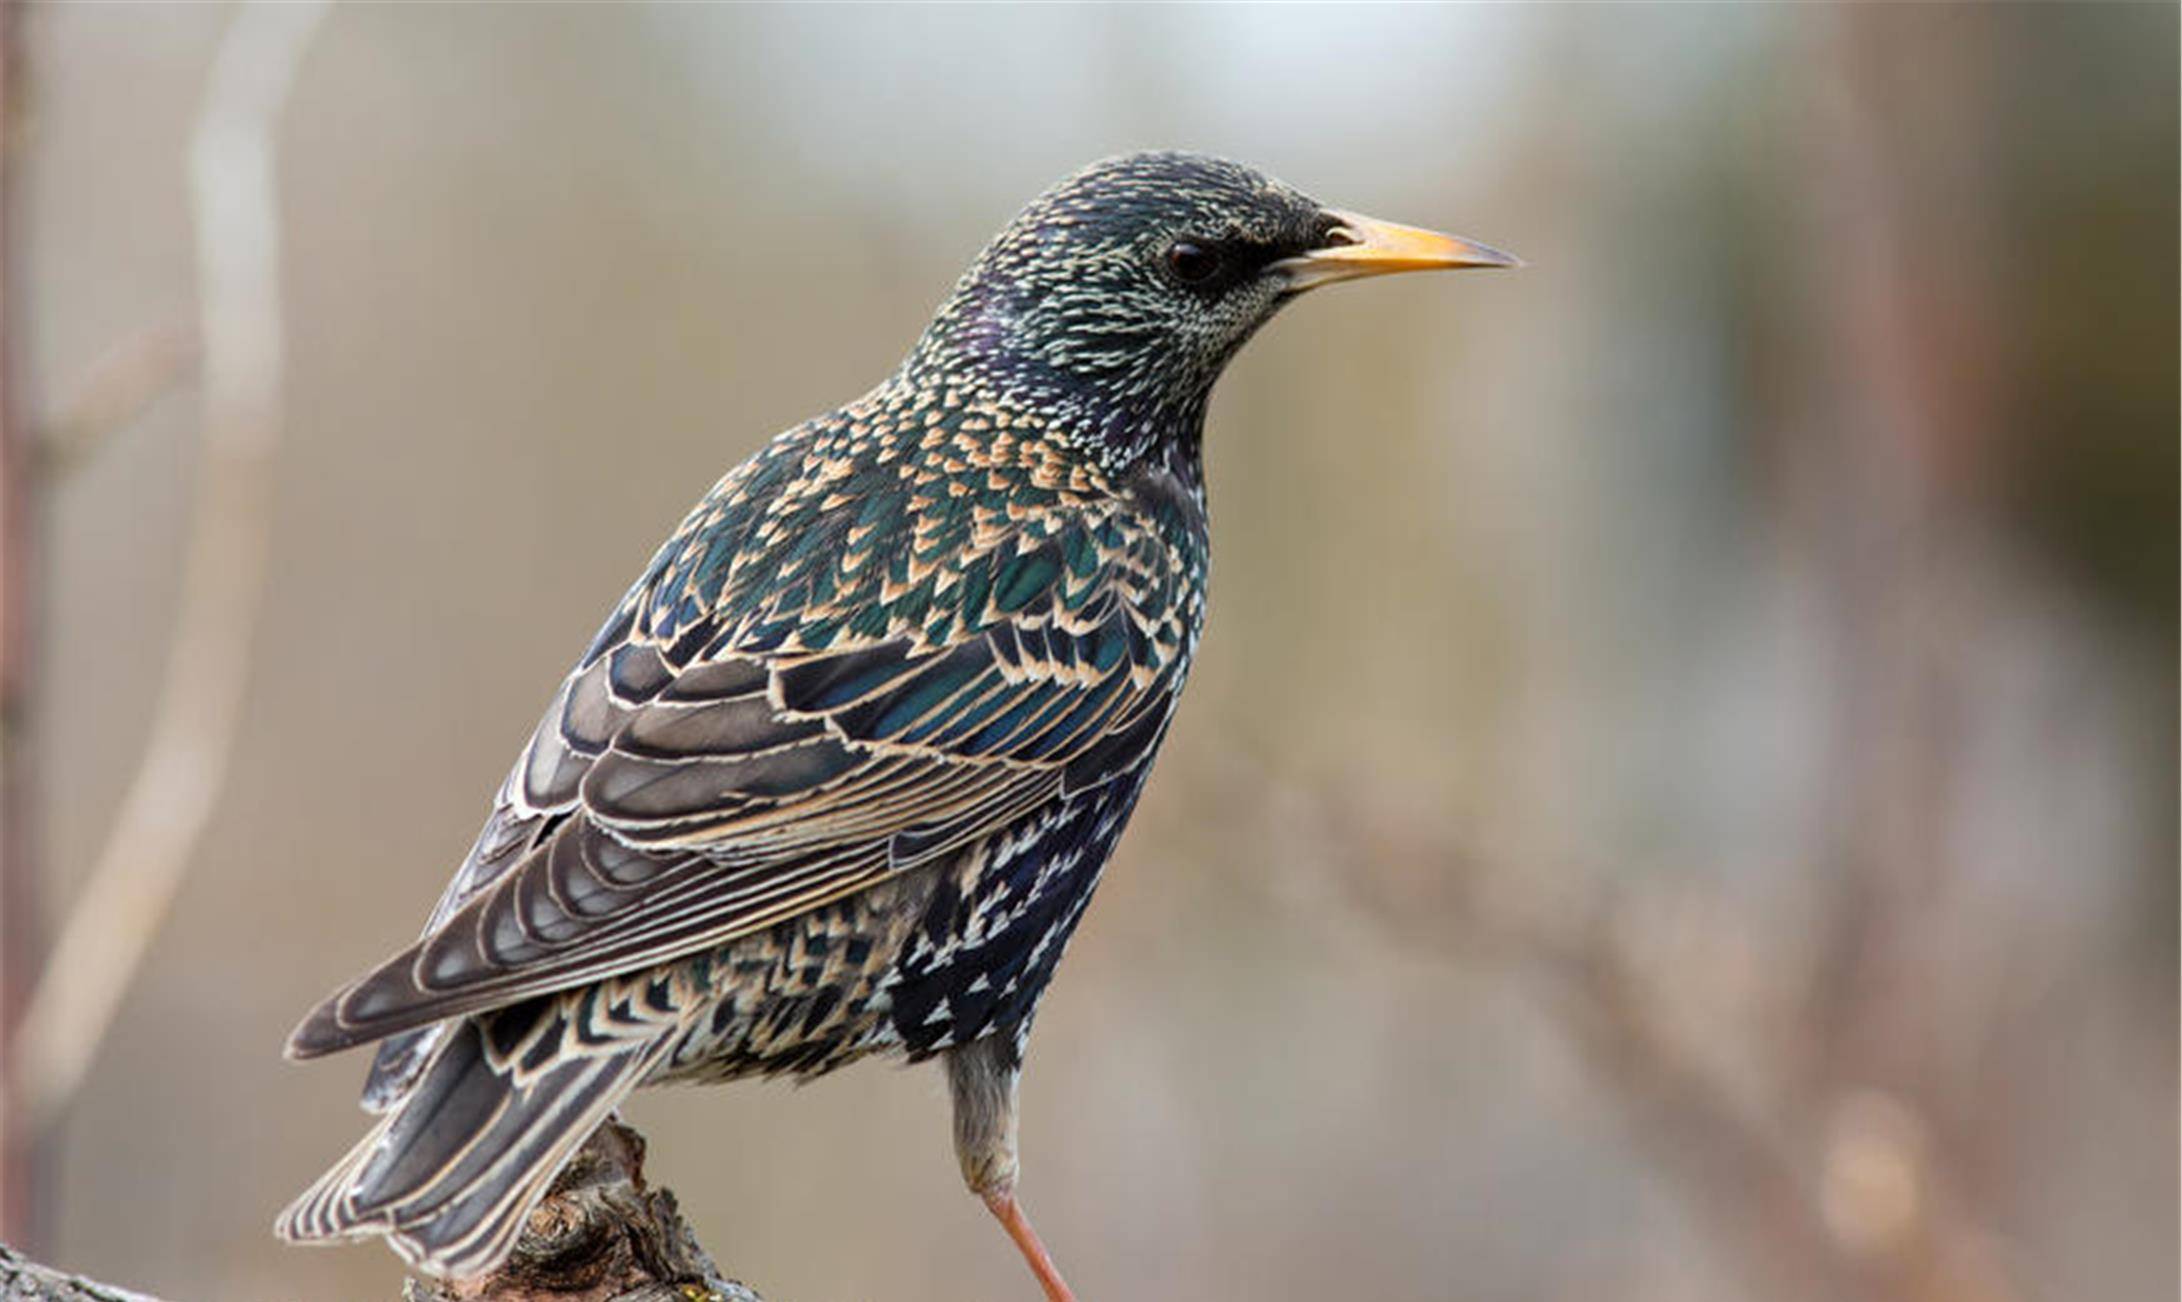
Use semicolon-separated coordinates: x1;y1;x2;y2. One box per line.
288;506;1191;1060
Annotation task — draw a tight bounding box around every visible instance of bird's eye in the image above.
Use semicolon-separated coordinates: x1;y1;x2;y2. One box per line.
1163;241;1223;286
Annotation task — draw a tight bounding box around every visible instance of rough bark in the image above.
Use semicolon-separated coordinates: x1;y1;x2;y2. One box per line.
0;1246;164;1302
0;1120;765;1302
401;1120;763;1302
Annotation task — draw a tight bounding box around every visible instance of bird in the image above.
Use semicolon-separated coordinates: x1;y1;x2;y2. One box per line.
275;150;1515;1300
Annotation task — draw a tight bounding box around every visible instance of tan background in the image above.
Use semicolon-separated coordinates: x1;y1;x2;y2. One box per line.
17;4;2175;1301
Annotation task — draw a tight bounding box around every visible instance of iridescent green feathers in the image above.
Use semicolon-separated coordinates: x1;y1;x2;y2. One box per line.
287;376;1205;1059
632;381;1198;672
906;151;1332;465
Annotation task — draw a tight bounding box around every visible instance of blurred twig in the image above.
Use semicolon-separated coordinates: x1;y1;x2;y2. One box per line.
12;0;328;1132
35;322;199;478
1783;14;2027;1302
0;0;35;1244
1261;771;1849;1302
1207;741;2019;1302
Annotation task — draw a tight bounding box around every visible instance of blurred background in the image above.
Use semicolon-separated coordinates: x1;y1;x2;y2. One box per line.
4;3;2173;1300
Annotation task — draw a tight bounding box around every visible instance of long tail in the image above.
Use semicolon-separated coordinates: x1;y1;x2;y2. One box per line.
275;1004;672;1279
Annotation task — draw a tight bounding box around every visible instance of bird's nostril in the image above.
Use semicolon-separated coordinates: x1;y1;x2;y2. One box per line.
1320;226;1361;249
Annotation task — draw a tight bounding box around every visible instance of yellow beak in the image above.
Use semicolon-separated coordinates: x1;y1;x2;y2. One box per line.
1274;208;1520;292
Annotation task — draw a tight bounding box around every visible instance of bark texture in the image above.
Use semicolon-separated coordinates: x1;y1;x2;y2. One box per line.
0;1246;164;1302
0;1121;765;1302
401;1120;763;1302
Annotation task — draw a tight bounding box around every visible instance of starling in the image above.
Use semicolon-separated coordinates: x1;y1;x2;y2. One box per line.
276;151;1514;1299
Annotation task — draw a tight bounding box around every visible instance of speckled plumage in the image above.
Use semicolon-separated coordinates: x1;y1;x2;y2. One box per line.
276;151;1512;1292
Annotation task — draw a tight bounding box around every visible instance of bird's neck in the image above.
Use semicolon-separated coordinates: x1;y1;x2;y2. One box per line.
883;349;1204;485
897;353;1210;502
898;297;1213;484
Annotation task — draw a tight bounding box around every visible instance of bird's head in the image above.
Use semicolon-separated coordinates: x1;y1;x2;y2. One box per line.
906;150;1516;468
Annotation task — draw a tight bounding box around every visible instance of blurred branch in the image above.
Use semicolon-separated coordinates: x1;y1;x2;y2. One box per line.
0;0;35;1244
1215;746;2019;1302
1518;906;1855;1299
1299;789;1850;1302
12;0;327;1132
35;322;199;478
1785;18;2029;1302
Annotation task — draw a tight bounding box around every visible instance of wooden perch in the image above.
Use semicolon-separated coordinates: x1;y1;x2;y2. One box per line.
0;1120;766;1302
402;1120;763;1302
0;1244;166;1302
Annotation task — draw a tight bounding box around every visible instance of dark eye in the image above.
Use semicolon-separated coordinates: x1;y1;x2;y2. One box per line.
1164;240;1223;286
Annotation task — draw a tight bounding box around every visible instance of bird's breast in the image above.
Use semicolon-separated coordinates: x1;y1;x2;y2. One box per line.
884;768;1157;1059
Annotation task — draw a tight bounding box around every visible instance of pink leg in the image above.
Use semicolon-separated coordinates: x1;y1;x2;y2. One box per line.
982;1187;1076;1302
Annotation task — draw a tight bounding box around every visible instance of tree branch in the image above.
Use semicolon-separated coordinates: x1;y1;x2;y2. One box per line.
1231;757;2023;1302
1;1119;767;1302
0;0;37;1245
34;322;199;478
0;1244;168;1302
401;1120;764;1302
12;0;327;1136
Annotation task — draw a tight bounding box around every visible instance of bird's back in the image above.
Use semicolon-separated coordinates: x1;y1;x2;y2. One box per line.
300;365;1205;1078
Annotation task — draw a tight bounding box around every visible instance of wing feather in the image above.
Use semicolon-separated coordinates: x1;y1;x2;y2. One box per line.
289;488;1193;1060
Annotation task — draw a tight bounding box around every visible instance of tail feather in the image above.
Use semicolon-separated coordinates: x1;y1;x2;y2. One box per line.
361;1025;443;1113
277;1010;671;1279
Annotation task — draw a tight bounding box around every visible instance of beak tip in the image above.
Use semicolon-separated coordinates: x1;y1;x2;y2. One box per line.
1463;241;1524;271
